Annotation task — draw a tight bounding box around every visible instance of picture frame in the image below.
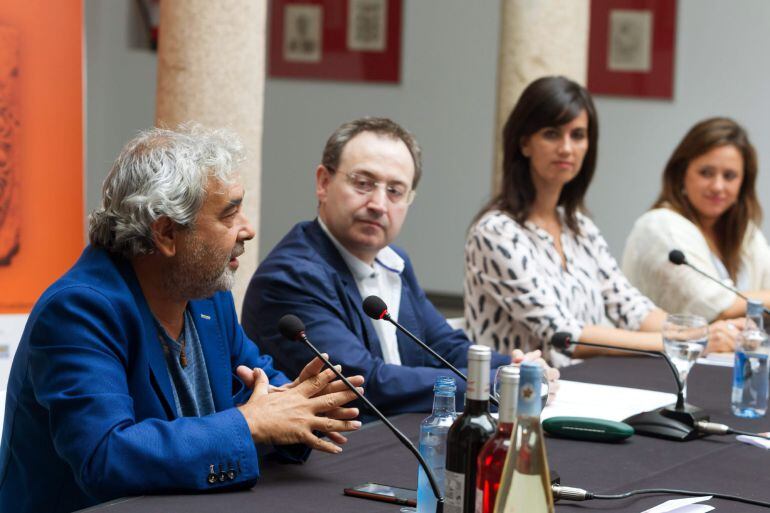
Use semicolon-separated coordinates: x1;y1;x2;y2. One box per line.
587;0;677;99
268;0;402;83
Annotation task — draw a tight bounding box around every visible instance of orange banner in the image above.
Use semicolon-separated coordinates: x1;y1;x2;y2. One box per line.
0;0;83;313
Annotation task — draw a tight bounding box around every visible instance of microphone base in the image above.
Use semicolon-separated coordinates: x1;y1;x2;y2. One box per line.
624;403;709;441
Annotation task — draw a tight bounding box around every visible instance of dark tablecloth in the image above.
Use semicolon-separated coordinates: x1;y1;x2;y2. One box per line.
80;357;770;512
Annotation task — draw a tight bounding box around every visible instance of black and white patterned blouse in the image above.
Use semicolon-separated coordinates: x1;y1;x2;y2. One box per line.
464;209;655;367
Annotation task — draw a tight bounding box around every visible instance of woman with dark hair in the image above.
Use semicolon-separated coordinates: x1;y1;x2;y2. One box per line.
623;117;770;321
464;77;737;366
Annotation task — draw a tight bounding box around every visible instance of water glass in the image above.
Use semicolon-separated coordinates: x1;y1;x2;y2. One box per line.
662;313;708;402
494;364;549;409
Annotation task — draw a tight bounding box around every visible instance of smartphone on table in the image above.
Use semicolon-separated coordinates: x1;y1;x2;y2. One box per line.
343;482;418;507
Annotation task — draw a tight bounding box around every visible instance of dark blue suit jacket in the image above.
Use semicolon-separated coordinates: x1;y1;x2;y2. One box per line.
242;220;510;416
0;246;295;513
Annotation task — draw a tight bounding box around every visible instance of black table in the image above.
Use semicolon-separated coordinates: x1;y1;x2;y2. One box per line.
81;357;770;512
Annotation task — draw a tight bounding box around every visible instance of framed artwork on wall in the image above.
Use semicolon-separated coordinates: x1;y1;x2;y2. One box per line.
268;0;402;83
587;0;677;99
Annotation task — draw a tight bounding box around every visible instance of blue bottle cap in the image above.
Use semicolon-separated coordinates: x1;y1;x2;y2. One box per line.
747;300;764;318
434;376;456;394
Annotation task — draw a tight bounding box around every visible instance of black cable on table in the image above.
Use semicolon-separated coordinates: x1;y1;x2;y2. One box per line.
592;488;770;508
727;428;770;440
552;485;770;508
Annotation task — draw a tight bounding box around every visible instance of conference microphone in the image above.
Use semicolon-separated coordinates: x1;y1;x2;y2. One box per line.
551;332;708;441
362;295;499;408
277;314;444;513
668;249;770;315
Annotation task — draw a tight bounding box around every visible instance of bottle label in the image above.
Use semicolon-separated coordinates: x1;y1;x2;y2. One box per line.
518;364;543;417
444;470;465;513
474;486;484;513
499;471;551;513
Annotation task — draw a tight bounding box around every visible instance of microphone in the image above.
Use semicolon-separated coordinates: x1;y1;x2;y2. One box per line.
551;332;708;441
668;249;770;315
362;295;499;408
277;314;444;513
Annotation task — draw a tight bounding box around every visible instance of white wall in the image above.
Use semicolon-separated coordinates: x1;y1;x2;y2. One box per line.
259;1;501;295
85;0;157;214
85;0;770;296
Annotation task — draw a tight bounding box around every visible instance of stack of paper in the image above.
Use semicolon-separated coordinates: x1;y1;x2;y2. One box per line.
542;380;676;422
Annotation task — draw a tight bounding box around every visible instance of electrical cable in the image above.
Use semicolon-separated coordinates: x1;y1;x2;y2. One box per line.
552;485;770;508
727;428;770;440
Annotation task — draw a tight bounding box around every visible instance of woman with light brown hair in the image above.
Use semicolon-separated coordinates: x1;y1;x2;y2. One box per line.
623;117;770;321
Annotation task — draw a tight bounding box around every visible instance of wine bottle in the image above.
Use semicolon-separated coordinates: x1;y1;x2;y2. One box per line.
445;345;496;513
475;365;519;513
493;362;553;513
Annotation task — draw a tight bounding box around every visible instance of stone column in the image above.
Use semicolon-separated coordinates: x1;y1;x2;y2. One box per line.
155;0;265;316
492;0;589;192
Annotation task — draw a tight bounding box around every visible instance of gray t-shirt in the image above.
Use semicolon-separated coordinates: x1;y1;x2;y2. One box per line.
157;309;216;417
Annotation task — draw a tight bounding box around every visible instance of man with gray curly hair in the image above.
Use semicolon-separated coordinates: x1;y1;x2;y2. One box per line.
0;125;364;513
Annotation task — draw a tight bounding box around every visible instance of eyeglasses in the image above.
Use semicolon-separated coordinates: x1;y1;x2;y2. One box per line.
328;167;416;205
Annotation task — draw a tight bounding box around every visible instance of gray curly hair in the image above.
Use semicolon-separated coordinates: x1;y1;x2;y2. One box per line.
88;124;245;258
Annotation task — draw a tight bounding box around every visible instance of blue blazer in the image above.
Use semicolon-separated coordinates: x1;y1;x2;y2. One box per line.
242;220;510;416
0;246;294;513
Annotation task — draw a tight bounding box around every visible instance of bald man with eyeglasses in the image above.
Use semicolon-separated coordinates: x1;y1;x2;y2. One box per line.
243;117;558;417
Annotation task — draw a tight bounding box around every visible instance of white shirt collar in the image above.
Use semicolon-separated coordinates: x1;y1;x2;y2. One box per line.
317;217;404;280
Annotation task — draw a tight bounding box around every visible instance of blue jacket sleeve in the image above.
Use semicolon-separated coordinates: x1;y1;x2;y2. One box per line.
214;291;309;463
28;286;259;500
216;291;290;388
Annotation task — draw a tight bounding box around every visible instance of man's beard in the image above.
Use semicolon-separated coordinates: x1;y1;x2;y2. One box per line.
163;238;244;300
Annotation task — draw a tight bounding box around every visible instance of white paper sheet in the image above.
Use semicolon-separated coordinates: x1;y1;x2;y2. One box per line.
542;380;677;422
736;433;770;449
641;495;713;513
696;352;734;368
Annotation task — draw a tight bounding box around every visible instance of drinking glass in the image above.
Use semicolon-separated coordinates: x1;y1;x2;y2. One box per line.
494;364;549;409
662;314;708;402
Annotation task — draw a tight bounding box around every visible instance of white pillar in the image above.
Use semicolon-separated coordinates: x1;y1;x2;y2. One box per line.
492;0;589;192
155;0;266;316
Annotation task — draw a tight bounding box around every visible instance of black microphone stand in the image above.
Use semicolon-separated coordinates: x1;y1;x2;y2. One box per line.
383;313;501;408
554;335;708;441
280;316;444;512
669;249;770;316
363;296;499;407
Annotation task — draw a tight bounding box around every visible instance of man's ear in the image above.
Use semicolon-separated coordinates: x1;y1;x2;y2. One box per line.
316;164;332;202
150;217;178;257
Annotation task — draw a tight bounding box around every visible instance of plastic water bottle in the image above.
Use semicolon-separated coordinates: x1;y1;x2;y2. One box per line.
731;300;769;418
417;376;457;513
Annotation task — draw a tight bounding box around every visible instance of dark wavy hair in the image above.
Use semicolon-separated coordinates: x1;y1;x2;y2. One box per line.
476;76;598;234
652;117;761;280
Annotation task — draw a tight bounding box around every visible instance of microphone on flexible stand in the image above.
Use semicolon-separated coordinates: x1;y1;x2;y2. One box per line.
362;295;499;408
277;314;444;513
668;249;770;315
551;332;708;441
361;298;563;487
